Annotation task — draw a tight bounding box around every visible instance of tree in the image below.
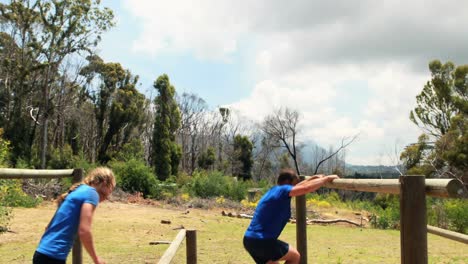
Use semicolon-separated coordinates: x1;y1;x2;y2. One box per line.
0;0;114;168
261;107;302;174
79;56;148;163
198;146;215;170
311;136;357;174
405;60;467;183
410;61;459;137
0;3;44;163
176;92;208;174
400;134;435;176
100;74;147;163
152;74;181;181
233;134;253;180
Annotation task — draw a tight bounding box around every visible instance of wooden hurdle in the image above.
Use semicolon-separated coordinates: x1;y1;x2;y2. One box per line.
157;229;197;264
0;168;84;264
295;176;467;264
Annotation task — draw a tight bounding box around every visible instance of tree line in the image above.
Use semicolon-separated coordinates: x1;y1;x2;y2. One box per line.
0;1;466;185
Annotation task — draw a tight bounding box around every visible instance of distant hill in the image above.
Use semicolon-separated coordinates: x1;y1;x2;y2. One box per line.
345;164;400;179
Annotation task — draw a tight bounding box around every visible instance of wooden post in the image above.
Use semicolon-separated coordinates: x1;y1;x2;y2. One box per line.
399;175;427;264
296;175;307;264
72;168;84;264
186;229;197;264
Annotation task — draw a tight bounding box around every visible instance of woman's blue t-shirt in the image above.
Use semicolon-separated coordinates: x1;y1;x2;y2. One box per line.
244;185;293;239
36;184;99;260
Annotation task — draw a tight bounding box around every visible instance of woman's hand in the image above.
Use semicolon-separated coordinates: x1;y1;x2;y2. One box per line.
95;256;106;264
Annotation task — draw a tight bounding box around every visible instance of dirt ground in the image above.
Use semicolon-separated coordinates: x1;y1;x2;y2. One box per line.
1;199;467;264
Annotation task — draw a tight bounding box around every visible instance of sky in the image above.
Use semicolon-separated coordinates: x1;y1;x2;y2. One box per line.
98;0;468;165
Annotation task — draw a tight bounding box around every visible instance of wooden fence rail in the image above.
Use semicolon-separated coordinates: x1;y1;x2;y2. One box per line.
0;168;75;179
427;225;468;244
295;175;467;264
157;229;197;264
0;168;84;264
320;178;466;198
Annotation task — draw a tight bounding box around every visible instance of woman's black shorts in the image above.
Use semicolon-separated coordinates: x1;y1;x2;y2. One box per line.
243;236;289;264
33;251;66;264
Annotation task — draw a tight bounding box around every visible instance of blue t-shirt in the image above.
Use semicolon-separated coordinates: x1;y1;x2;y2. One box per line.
244;185;293;239
36;184;99;260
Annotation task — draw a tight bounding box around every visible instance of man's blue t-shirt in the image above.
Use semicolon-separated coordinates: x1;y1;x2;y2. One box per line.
36;184;99;260
244;185;293;239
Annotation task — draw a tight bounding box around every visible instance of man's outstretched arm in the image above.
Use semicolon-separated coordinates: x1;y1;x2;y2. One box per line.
289;175;339;197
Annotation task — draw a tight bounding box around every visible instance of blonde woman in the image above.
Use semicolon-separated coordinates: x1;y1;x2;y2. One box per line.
33;167;115;264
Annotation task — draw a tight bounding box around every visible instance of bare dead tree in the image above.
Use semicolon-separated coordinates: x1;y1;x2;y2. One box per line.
261;107;302;175
313;134;359;174
176;92;208;174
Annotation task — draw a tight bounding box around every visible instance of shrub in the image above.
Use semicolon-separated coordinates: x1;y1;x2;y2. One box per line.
0;179;42;208
109;159;159;198
444;199;468;234
0;131;13;232
369;195;400;229
0;205;11;233
226;179;248;201
189;170;248;201
190;170;225;198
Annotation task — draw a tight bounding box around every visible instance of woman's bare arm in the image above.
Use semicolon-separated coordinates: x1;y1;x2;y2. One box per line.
79;203;105;264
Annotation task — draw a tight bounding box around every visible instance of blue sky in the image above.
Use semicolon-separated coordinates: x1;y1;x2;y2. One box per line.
99;1;254;105
98;0;468;165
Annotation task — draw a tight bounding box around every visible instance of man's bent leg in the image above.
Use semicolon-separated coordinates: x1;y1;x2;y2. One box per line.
277;245;300;264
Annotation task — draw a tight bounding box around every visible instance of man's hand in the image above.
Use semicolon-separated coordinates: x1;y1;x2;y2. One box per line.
325;174;339;182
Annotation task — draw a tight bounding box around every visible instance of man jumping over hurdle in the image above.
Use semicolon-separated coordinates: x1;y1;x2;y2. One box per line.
243;168;339;264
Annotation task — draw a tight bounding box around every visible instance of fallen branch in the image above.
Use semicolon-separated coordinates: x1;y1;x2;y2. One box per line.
221;211;253;219
307;219;361;227
149;241;171;245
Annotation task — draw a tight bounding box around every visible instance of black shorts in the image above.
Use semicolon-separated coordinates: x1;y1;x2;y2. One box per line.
243;236;289;264
33;251;66;264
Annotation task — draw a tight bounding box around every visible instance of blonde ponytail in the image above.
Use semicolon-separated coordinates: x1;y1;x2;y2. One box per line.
56;167;115;206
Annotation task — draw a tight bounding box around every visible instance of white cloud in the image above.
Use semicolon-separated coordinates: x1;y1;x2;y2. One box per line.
229;62;428;165
117;0;468;164
123;0;249;60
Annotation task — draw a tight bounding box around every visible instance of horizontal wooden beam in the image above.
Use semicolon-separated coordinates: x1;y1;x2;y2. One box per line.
0;168;75;179
158;229;186;264
303;177;467;199
427;225;468;244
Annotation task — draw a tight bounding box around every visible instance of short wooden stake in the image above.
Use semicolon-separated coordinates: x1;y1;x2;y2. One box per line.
186;229;197;264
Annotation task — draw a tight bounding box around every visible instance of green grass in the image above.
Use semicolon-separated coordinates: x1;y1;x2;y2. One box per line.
1;202;467;263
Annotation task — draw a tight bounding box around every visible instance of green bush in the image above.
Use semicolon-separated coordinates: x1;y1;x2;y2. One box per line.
189;170;248;201
190;170;224;198
109;159;159;198
0;179;42;208
226;179;248;201
444;199;468;234
0;129;12;232
0;204;11;233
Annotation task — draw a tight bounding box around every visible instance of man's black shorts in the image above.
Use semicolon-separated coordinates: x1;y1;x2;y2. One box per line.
243;236;289;264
